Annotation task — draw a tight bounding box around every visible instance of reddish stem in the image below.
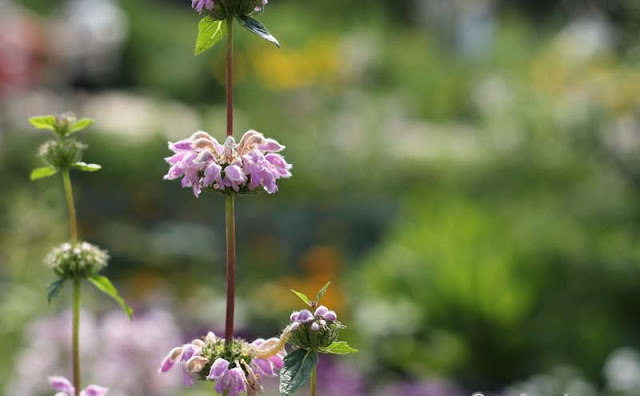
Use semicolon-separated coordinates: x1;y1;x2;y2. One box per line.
226;17;234;137
224;17;236;344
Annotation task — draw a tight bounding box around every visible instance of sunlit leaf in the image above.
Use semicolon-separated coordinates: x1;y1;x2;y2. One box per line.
72;162;102;172
195;17;227;55
30;166;58;181
290;289;311;306
315;281;331;304
68;118;94;134
29;115;57;131
88;275;133;320
321;341;358;355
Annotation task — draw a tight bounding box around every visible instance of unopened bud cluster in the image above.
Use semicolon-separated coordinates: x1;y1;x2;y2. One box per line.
45;242;109;279
192;0;268;17
38;139;87;170
288;305;343;350
159;332;285;396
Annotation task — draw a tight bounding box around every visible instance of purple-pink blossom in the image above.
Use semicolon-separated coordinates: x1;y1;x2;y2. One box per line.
164;130;292;197
49;376;108;396
159;333;285;396
191;0;214;13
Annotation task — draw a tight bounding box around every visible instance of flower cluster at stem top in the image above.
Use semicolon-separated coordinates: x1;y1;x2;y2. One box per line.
288;305;343;350
159;331;285;396
50;376;108;396
164;130;292;197
191;0;268;17
45;242;109;280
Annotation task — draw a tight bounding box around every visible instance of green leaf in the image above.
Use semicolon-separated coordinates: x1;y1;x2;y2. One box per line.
72;162;102;172
195;17;227;55
29;115;57;131
68;118;94;134
237;16;280;48
47;279;66;304
30;166;58;181
321;341;358;355
315;281;331;304
279;349;318;396
88;275;133;320
290;289;311;306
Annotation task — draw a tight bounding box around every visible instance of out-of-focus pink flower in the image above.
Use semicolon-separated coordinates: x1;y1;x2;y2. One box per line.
191;0;214;13
49;376;109;396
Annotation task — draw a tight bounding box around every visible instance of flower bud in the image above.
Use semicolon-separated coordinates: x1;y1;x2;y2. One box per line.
290;311;300;322
45;242;109;279
38;139;87;170
314;305;329;317
311;322;320;332
296;309;314;323
322;310;337;321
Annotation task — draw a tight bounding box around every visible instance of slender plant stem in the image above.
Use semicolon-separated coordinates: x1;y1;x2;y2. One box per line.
311;364;318;396
62;169;81;395
223;16;236;345
72;278;81;396
224;194;236;343
226;17;234;137
62;170;78;244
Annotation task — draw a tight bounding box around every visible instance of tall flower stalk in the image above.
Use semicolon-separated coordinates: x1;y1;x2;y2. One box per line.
224;16;236;343
160;1;291;395
29;114;132;396
62;169;81;394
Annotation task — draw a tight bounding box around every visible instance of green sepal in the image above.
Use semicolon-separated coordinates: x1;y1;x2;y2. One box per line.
279;348;318;396
315;281;331;304
47;279;66;304
88;275;133;320
320;341;358;355
29;115;57;131
72;162;102;172
195;17;227;55
237;16;280;48
30;166;58;181
68;118;94;134
290;289;311;306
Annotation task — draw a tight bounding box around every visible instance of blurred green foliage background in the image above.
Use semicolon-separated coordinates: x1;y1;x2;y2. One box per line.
1;0;640;395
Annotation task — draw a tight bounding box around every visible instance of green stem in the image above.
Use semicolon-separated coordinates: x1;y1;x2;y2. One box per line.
63;169;81;395
72;278;81;396
62;170;78;244
311;364;317;396
224;194;236;343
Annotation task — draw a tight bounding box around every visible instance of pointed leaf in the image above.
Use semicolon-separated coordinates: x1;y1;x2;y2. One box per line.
195;17;227;55
30;166;58;181
29;115;57;131
279;349;318;396
47;279;66;304
237;16;280;48
290;289;311;306
68;118;94;134
321;341;358;355
72;162;102;172
315;281;331;304
88;275;133;320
